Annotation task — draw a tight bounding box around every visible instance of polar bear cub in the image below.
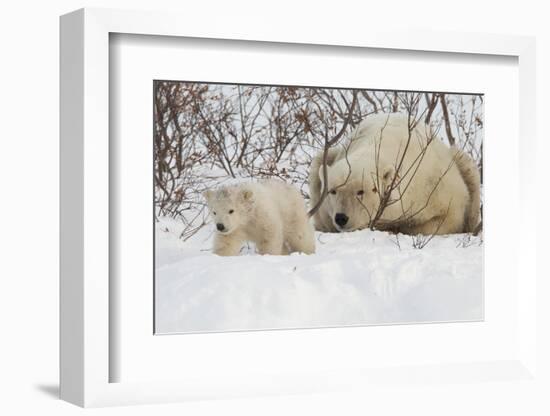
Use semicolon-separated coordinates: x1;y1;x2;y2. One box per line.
203;180;315;256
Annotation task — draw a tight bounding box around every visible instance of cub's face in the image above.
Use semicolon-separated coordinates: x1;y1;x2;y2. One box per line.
322;164;394;232
203;187;253;235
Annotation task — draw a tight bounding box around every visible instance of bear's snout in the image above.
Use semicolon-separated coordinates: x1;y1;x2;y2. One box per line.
334;213;349;227
216;223;225;232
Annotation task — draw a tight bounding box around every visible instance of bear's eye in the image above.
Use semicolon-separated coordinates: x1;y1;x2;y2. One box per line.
357;190;364;196
372;186;378;193
329;189;337;195
228;209;234;214
213;211;217;216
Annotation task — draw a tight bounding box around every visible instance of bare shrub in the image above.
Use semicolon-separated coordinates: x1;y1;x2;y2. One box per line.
154;82;483;241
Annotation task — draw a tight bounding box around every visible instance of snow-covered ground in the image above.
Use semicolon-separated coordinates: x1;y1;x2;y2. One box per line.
155;217;483;334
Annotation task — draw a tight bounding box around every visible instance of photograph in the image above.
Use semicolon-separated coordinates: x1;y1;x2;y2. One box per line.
153;81;484;334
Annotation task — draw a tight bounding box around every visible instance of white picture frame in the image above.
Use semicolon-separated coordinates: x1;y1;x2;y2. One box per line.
60;7;538;407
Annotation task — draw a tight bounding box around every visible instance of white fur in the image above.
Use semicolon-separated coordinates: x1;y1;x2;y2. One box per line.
308;113;481;235
203;180;316;256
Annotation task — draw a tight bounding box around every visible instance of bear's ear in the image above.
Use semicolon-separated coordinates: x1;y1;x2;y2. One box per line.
318;164;330;192
241;189;254;203
202;189;213;203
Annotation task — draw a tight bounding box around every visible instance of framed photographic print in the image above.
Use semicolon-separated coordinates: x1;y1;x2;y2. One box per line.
60;8;539;408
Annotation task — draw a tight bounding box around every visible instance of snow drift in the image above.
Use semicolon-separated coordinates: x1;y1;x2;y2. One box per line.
155;218;483;334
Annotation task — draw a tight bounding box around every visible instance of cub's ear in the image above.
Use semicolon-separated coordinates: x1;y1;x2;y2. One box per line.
202;190;213;202
241;189;254;202
381;166;396;185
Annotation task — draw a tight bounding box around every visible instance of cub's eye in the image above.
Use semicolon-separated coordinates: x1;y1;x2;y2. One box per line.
357;190;364;196
229;209;234;214
329;190;337;195
213;212;217;215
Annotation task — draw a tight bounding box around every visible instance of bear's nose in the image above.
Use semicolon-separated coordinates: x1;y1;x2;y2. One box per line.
216;223;225;232
334;213;348;227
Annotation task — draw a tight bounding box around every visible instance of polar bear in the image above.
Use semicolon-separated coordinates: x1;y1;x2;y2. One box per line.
308;113;481;235
203;180;316;256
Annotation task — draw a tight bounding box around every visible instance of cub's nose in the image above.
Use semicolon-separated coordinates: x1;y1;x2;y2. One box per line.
216;223;225;232
334;213;349;227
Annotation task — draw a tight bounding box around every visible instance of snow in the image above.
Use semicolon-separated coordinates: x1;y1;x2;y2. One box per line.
155;217;483;334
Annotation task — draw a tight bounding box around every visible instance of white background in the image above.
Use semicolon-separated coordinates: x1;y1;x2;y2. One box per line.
1;0;548;415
